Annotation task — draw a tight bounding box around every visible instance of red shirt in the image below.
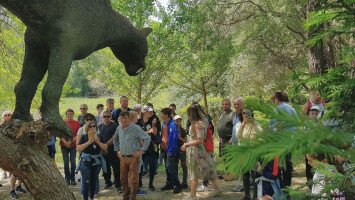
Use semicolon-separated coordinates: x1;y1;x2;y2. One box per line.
60;119;81;148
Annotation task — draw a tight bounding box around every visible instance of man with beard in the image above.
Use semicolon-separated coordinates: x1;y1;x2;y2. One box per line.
112;96;131;124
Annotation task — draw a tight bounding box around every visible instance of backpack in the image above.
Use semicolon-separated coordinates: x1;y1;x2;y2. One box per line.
204;125;214;153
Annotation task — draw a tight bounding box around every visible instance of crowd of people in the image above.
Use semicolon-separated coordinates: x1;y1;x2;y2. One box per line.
0;90;345;200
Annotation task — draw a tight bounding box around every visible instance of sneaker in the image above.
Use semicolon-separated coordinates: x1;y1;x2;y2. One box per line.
161;184;174;191
70;180;77;186
15;186;27;193
242;196;252;200
173;187;182;194
104;185;113;189
94;189;100;197
231;185;244;192
196;185;210;192
181;182;188;189
137;189;147;196
10;190;18;199
149;185;156;191
116;186;123;193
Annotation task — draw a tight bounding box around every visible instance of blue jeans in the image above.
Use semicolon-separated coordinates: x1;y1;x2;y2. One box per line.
166;154;180;188
161;149;170;184
80;160;102;200
61;147;76;182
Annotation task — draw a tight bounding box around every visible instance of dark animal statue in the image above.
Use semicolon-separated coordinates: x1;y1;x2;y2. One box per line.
0;0;151;136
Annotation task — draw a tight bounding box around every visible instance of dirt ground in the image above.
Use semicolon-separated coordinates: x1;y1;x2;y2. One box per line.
0;164;306;200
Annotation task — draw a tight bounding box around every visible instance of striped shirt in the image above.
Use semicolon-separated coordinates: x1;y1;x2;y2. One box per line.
113;123;151;155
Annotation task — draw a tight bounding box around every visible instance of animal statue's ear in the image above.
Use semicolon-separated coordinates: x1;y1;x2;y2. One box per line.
141;28;152;37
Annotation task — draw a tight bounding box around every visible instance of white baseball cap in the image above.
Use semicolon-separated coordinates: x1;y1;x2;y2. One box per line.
173;115;182;121
141;106;153;113
310;105;321;112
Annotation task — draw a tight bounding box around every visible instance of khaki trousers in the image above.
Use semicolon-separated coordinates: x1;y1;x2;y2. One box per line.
120;156;139;200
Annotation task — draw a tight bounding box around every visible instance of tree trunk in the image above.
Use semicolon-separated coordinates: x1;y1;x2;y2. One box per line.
306;0;336;74
0;121;75;200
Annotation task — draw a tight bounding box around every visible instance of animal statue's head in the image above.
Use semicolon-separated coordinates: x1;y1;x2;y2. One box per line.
111;28;152;76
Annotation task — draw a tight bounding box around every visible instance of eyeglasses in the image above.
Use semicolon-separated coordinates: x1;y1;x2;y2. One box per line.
103;116;111;118
89;125;96;128
4;114;11;116
85;118;93;121
80;108;87;110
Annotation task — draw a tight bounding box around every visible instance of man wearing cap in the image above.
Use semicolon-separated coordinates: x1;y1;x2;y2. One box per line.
309;106;321;119
114;111;151;200
173;115;188;189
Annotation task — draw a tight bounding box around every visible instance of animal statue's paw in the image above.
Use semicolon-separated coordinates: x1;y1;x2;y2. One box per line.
43;115;72;139
12;111;33;122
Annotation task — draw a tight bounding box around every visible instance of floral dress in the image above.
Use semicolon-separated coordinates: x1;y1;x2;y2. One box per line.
188;120;217;181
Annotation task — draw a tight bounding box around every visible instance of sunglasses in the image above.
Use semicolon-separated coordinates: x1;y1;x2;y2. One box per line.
80;108;87;110
103;116;111;118
4;114;11;116
89;125;96;128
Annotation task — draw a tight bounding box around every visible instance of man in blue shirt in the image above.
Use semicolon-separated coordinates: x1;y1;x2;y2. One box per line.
160;108;182;193
270;91;298;191
112;96;131;124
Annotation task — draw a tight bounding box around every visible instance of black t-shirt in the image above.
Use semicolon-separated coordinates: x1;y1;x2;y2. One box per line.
137;118;161;159
99;122;118;142
178;127;187;148
79;134;104;155
99;122;118;153
148;114;161;134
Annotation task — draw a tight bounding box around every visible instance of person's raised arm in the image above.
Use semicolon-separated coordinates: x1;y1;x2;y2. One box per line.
76;136;94;152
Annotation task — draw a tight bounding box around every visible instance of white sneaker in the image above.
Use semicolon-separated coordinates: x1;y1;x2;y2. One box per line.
197;185;210;192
